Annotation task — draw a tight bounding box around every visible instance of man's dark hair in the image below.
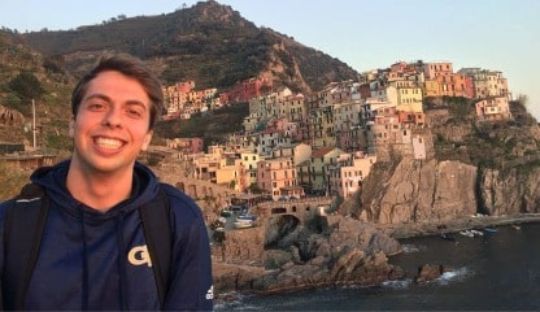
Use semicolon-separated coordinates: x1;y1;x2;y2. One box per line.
71;54;163;129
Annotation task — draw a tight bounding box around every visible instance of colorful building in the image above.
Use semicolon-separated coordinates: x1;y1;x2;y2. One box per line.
328;152;377;199
257;157;300;200
475;96;512;121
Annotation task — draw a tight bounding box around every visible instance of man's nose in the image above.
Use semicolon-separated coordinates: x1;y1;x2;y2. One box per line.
102;107;123;128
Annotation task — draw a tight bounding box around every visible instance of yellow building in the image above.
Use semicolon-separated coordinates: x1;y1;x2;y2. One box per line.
387;86;423;113
423;80;441;97
240;151;264;187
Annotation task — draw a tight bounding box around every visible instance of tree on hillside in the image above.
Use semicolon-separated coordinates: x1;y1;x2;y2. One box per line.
8;71;45;102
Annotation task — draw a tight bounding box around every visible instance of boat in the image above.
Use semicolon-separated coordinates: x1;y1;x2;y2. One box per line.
484;227;498;233
234;219;254;229
470;229;484;236
237;214;257;222
459;230;474;238
512;224;521;230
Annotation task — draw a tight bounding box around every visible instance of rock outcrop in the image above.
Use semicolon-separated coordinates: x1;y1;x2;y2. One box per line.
0;105;25;126
213;215;404;295
415;264;445;283
480;166;540;216
356;158;477;224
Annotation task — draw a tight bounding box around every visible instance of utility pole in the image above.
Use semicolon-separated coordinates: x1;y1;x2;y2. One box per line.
32;98;37;150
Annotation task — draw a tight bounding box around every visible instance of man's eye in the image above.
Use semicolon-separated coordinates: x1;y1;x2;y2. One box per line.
88;103;105;111
127;109;143;118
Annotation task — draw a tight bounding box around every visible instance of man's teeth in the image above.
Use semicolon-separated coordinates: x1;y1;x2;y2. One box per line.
96;137;123;149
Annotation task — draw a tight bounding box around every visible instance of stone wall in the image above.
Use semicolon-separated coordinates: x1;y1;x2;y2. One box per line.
212;226;266;265
152;162;240;222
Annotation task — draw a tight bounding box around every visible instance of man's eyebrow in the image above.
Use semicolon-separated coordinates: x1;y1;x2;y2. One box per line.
84;93;112;103
84;94;147;110
125;100;148;110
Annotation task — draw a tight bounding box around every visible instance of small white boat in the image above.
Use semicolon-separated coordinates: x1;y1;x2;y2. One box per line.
237;214;257;221
470;229;484;236
459;230;474;238
512;224;521;230
234;220;254;229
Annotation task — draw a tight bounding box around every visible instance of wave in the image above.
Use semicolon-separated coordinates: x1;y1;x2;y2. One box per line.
382;278;413;289
401;244;422;253
214;293;260;311
436;267;472;285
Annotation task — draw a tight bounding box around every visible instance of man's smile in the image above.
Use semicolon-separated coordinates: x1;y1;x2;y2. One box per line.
93;136;126;150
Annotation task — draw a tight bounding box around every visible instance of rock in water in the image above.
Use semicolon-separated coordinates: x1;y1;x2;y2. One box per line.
415;264;444;283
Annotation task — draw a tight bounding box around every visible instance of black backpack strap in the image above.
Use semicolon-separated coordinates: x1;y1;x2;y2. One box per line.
3;183;50;310
138;185;172;309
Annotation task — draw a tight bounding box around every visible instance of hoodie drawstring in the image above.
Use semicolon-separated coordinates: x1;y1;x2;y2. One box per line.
79;204;89;311
116;213;129;310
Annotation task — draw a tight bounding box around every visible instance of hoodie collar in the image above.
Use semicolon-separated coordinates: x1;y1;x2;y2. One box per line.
31;160;160;223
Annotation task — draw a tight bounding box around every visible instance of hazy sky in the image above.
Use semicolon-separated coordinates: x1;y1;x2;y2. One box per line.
1;0;539;118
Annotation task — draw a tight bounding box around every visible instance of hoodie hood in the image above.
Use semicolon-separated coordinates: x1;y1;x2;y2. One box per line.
30;160;160;223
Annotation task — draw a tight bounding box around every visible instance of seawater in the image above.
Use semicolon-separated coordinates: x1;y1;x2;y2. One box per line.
217;223;540;311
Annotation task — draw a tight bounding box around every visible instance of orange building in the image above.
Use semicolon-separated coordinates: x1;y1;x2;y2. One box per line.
257;157;300;200
424;74;474;99
423;62;453;79
398;111;425;127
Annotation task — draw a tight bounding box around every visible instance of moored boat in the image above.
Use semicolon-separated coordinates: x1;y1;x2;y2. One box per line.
234;219;255;229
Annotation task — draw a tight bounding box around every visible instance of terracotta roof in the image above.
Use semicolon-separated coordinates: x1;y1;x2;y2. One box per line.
311;147;335;158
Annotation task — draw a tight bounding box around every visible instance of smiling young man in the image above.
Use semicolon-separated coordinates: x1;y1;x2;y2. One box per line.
0;55;213;310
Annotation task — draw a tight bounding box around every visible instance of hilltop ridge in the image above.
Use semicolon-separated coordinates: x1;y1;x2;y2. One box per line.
22;0;358;92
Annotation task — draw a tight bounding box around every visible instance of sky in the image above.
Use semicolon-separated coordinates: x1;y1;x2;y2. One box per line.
1;0;539;119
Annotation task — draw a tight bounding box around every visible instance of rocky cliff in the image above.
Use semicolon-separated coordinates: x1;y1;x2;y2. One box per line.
480;166;540;215
349;158;478;224
344;99;540;225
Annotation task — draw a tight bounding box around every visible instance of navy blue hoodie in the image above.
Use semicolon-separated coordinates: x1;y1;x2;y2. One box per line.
0;160;213;310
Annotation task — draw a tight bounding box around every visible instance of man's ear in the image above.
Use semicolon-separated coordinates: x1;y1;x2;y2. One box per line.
141;130;153;151
68;119;75;137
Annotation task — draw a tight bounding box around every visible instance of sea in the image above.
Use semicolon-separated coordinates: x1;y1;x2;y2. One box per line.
216;223;540;311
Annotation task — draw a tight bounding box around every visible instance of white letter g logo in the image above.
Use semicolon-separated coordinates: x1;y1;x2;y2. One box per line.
128;245;152;267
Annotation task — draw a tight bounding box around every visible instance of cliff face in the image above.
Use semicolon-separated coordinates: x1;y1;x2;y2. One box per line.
349;99;540;226
480;166;540;215
354;158;477;224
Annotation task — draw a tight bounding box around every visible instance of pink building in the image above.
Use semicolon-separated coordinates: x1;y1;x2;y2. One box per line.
177;81;195;93
475;97;512;121
219;77;273;105
328;152;377;199
257;157;301;200
166;137;204;154
423;62;453;80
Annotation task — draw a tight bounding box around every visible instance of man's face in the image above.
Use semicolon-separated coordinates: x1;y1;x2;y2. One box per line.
71;70;153;174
